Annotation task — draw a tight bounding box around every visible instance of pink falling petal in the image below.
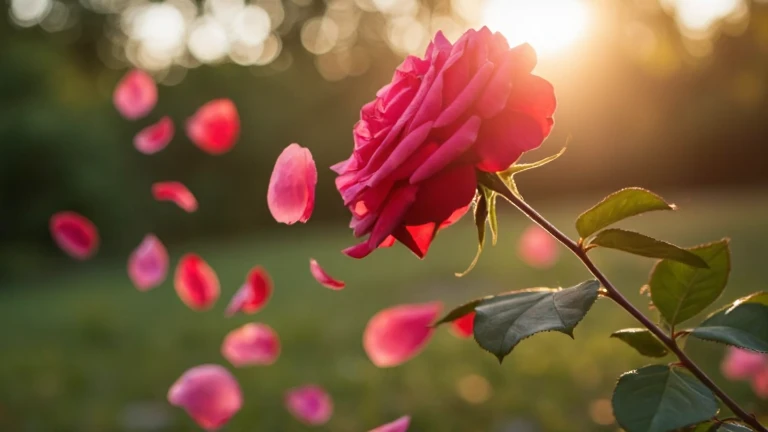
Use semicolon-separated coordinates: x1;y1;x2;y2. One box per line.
267;143;317;225
221;323;280;367
752;368;768;399
225;267;272;316
518;224;559;269
450;312;475;339
49;211;99;260
284;385;333;426
363;302;442;368
721;347;767;380
186;99;240;155
309;259;345;290
167;364;242;431
174;254;220;311
369;416;411;432
134;116;174;154
113;69;157;120
152;181;198;213
128;234;169;291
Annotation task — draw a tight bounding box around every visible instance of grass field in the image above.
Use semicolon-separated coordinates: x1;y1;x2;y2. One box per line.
1;189;767;432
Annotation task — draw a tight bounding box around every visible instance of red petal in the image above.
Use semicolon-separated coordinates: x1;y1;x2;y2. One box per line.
474;111;545;173
134;116;174;154
167;364;242;431
225;266;272;316
128;234;168;291
284;385;333;426
221;323;280;367
405;164;477;227
309;259;345;290
363;302;441;367
721;347;767;380
174;254;220;311
113;69;157;120
518;225;559;269
753;369;768;399
186;99;240;155
409;116;481;185
267;143;317;225
450;312;475;339
369;416;411;432
152;181;198;213
393;223;437;259
49;211;99;260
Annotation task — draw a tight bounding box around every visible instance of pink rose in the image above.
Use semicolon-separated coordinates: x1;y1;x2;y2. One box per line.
333;27;555;259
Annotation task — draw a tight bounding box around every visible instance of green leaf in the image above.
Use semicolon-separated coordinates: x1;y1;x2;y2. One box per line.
691;303;768;353
456;192;488;277
576;188;675;239
473;280;600;362
433;298;485;326
610;328;669;357
589;229;708;268
612;365;719;432
692;421;753;431
650;239;731;326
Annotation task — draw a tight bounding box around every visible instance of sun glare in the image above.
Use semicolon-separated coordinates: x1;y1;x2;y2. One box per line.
483;0;591;56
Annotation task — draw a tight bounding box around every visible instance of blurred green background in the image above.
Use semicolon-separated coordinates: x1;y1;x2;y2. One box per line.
1;0;768;431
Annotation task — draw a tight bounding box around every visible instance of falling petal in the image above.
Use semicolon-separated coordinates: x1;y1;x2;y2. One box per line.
167;364;242;431
152;181;198;213
363;302;441;367
267;143;317;225
721;347;767;380
752;369;768;399
221;323;280;367
134;116;174;154
518;224;559;269
174;254;220;311
186;99;240;155
114;69;157;120
225;267;272;316
128;234;169;291
284;385;333;426
309;259;345;290
49;211;99;260
369;416;411;432
450;312;475;339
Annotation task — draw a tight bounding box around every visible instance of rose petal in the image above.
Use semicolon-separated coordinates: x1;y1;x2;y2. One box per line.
174;254;220;311
221;323;280;367
309;259;345;290
114;69;157;120
167;364;242;431
134;116;174;154
267;143;317;225
363;302;441;367
284;385;333;426
128;234;168;291
152;181;198;213
50;211;99;260
225;266;272;316
450;312;475;339
752;368;768;399
722;347;767;381
518;225;559;269
369;416;411;432
186;99;240;155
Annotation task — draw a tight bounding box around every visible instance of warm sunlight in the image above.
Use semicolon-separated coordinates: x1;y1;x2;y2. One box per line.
482;0;591;56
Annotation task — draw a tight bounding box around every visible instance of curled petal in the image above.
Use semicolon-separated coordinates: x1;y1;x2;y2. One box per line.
722;347;767;381
363;302;441;367
152;181;198;213
174;254;220;311
50;211;99;260
128;234;168;291
186;99;240;155
309;259;345;290
369;416;411;432
267;144;317;225
284;385;333;426
225;267;272;316
134;116;174;154
450;312;475;339
113;69;157;120
167;364;242;431
221;323;280;367
518;225;559;269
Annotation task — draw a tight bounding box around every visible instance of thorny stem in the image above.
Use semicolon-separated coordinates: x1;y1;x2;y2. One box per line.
494;185;766;431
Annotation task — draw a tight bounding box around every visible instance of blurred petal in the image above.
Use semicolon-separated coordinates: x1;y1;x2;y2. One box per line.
221;323;280;367
174;254;220;311
152;181;198;213
518;225;559;269
722;347;767;380
309;259;345;290
363;302;441;367
225;266;272;316
752;369;768;399
186;99;240;155
134;116;174;154
450;312;475;339
113;69;157;120
128;234;168;291
167;364;242;431
369;416;411;432
49;211;99;260
267;144;317;225
284;385;333;426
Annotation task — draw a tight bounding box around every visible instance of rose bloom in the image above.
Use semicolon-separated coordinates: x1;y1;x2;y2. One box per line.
333;27;555;259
